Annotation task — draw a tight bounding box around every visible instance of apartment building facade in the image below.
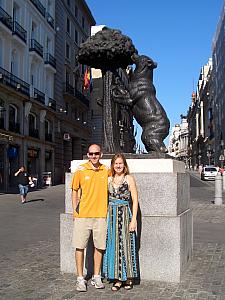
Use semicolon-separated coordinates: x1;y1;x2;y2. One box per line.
0;0;56;191
54;0;95;183
211;1;225;166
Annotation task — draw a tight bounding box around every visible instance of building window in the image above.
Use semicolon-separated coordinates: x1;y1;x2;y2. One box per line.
31;22;37;39
28;113;39;138
66;18;70;35
11;49;19;76
75;29;78;44
82;16;85;29
13;2;20;22
9;104;18;124
65;70;70;83
66;43;70;59
75;5;78;18
46;37;51;53
9;104;20;133
45;120;50;133
47;0;53;14
0;99;5;129
29;113;36;131
0;38;2;67
67;0;70;6
45;119;52;142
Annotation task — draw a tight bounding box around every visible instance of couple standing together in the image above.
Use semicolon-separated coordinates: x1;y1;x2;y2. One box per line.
71;143;138;292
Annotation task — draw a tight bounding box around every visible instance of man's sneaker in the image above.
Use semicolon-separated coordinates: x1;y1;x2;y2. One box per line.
76;278;87;292
91;275;105;289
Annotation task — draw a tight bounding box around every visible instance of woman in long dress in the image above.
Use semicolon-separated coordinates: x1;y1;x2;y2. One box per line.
103;153;138;291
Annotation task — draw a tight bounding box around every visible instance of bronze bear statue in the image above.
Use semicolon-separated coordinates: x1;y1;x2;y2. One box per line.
112;53;170;153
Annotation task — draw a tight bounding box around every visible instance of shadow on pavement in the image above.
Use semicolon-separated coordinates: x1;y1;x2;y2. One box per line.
25;198;45;203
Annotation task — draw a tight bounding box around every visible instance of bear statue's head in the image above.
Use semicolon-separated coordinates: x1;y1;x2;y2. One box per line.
131;53;157;72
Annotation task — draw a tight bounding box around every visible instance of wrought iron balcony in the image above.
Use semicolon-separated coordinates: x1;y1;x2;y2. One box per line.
44;53;56;69
0;66;30;96
29;39;43;58
48;98;56;110
29;0;45;18
0;6;13;31
64;82;74;96
75;89;89;107
34;88;45;104
8;121;20;134
45;133;52;142
12;20;27;43
46;12;54;29
29;128;39;138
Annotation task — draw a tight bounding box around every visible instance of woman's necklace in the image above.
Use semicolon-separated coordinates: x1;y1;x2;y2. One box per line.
112;175;125;188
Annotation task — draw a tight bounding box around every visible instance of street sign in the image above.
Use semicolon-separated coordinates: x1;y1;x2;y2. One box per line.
219;154;224;161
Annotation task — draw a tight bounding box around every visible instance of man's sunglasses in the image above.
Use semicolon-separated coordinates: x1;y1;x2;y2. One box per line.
88;152;100;156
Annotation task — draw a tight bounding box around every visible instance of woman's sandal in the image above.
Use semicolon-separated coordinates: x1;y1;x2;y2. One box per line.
123;280;133;290
111;281;123;291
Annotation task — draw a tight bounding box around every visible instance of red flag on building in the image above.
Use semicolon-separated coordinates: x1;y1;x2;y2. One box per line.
83;67;92;91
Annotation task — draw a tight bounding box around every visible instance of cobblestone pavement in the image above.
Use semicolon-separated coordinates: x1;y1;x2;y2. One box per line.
1;176;225;300
1;238;225;300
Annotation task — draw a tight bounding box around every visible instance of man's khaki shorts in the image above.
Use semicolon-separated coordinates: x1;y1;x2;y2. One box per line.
72;218;107;250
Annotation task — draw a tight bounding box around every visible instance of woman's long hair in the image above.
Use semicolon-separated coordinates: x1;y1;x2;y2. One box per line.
110;153;130;177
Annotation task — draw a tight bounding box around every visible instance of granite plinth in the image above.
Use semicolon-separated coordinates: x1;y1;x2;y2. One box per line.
65;170;190;216
60;213;75;274
61;159;192;282
139;210;192;282
60;213;94;275
70;158;184;174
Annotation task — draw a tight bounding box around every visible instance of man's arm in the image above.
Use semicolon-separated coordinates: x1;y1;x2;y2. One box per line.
14;169;21;176
72;189;81;215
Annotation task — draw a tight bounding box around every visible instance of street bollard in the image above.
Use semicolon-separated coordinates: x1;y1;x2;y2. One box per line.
215;173;223;205
223;172;225;191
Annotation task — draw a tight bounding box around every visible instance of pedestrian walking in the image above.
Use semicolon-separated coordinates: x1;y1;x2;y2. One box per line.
71;143;109;292
103;153;138;291
14;166;32;204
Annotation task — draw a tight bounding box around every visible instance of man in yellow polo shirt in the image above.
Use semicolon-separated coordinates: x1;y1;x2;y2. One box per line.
71;143;108;292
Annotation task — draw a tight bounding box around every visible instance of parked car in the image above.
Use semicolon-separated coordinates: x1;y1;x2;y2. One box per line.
201;166;218;181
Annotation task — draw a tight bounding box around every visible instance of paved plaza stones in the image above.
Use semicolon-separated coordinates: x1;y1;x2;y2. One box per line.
1;173;225;299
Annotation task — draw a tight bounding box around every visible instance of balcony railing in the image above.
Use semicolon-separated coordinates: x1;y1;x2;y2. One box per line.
8;121;20;134
29;39;43;58
75;89;89;107
34;88;45;104
29;128;39;138
0;6;13;31
45;133;52;142
44;53;56;69
64;82;74;96
0;117;5;129
12;21;27;43
46;12;54;29
48;98;56;110
0;66;30;96
63;83;89;107
29;0;45;17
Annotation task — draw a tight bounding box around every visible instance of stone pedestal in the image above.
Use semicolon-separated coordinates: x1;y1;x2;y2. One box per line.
60;158;192;282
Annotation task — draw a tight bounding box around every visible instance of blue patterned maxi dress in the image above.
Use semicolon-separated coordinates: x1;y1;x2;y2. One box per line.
103;176;138;281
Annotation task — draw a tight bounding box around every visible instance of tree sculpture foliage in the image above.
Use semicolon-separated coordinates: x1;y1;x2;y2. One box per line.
78;27;137;70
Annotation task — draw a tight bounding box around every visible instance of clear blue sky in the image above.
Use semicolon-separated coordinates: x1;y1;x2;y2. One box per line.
86;0;223;150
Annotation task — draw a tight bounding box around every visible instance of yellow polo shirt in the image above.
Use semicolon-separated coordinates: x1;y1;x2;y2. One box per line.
71;162;108;218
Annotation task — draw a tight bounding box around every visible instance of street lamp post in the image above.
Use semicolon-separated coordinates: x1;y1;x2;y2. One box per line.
207;145;211;165
220;139;224;168
198;154;202;166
